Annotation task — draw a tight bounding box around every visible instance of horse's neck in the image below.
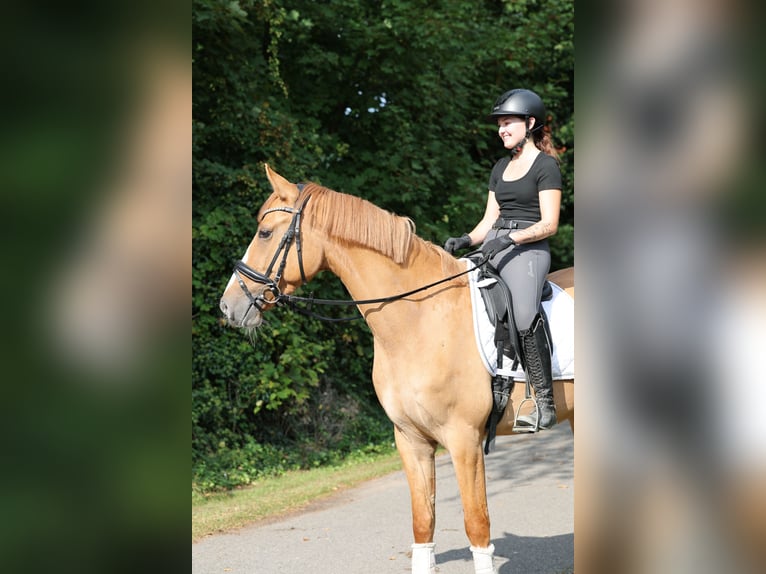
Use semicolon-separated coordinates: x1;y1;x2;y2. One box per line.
324;243;416;299
323;241;451;327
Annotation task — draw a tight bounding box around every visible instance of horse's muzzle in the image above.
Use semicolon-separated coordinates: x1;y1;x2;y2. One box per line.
219;293;264;329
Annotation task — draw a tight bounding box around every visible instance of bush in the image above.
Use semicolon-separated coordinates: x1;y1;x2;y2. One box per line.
192;385;394;493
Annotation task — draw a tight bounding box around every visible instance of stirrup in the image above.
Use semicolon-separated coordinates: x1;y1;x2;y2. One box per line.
512;396;540;433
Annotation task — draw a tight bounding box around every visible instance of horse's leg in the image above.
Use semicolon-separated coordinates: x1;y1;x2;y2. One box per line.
448;433;498;574
395;425;437;574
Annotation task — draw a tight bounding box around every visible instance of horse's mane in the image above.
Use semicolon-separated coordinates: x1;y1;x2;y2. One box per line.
303;183;416;265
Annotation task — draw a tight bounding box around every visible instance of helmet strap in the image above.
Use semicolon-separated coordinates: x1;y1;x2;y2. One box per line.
511;117;531;158
524;115;533;139
510;136;527;158
511;116;532;159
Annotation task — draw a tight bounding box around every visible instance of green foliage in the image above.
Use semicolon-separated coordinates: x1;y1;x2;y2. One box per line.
193;0;574;491
550;223;575;270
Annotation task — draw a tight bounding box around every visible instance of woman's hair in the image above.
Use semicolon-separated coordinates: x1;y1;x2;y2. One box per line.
532;127;560;163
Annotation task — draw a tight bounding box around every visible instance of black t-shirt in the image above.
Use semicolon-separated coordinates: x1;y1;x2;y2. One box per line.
488;153;562;221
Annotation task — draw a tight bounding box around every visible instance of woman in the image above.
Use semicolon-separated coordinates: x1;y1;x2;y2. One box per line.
444;88;562;430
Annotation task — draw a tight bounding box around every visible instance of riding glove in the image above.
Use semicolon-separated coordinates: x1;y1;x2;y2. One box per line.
443;233;472;254
481;234;516;259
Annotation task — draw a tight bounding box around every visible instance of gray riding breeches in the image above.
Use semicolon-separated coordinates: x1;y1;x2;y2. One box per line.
484;224;550;331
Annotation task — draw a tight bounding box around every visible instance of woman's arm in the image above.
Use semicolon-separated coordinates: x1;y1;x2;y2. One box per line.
509;188;561;244
466;191;501;246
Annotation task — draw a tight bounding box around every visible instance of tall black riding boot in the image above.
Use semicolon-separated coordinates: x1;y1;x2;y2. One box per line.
516;314;557;430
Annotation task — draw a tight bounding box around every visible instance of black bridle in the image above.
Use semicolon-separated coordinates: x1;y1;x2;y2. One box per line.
232;185;312;322
232;185;487;323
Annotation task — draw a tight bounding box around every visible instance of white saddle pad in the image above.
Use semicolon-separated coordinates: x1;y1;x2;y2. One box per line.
463;260;575;381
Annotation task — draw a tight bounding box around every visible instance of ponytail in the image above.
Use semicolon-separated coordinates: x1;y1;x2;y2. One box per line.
532;129;560;163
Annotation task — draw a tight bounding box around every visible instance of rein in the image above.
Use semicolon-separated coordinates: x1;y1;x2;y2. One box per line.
280;256;488;322
232;185;489;322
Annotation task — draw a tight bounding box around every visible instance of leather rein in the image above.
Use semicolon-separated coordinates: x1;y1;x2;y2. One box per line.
232;186;487;323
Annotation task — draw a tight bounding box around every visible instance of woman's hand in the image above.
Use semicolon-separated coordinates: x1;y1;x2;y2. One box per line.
443;234;472;254
481;234;516;259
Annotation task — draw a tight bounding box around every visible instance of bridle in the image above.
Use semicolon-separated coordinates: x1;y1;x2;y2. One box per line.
232;184;311;321
231;184;488;323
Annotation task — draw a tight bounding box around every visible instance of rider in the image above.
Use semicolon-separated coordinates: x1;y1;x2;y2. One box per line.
443;88;562;430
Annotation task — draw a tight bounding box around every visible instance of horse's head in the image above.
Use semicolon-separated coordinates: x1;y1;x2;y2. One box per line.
219;164;324;329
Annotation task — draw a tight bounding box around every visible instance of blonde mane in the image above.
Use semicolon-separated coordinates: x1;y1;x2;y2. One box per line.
303;183;415;265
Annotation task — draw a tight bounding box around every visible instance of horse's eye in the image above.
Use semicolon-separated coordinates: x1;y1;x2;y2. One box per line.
258;229;273;240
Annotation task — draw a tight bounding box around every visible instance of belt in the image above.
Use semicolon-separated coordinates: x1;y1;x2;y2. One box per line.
492;218;535;230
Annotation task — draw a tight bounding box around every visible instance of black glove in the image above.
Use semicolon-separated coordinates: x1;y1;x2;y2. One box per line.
443;233;472;254
481;234;516;259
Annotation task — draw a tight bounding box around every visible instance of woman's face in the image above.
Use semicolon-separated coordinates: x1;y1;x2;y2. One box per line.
497;115;530;149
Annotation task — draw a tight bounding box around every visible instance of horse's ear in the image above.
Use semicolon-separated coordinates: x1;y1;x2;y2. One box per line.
264;163;299;202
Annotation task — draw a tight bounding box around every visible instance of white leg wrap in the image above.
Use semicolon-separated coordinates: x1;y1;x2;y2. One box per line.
411;542;436;574
470;543;497;574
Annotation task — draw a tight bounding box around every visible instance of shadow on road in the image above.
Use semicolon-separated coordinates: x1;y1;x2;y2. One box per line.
486;426;574;483
435;531;574;574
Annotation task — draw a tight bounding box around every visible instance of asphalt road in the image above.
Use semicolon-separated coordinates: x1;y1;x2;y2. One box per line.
192;424;574;574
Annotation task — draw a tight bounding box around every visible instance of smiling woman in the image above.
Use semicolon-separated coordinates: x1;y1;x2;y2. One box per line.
443;88;563;432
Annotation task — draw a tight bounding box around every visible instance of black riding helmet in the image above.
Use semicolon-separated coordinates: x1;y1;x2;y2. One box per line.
489;89;545;132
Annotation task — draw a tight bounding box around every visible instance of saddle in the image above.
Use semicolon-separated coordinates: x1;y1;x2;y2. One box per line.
467;254;553;452
469;255;553;366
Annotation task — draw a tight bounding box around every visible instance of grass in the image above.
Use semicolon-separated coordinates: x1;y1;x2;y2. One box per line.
192;449;403;542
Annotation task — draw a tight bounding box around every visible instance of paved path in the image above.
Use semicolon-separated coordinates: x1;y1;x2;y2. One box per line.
192;424;573;574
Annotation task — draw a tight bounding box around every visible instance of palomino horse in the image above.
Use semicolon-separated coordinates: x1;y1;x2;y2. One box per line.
219;165;574;574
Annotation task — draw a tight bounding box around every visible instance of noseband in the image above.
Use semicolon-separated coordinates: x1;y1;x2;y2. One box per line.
232;185;311;318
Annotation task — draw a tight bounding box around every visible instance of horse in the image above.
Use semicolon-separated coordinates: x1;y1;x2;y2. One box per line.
219;164;574;574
